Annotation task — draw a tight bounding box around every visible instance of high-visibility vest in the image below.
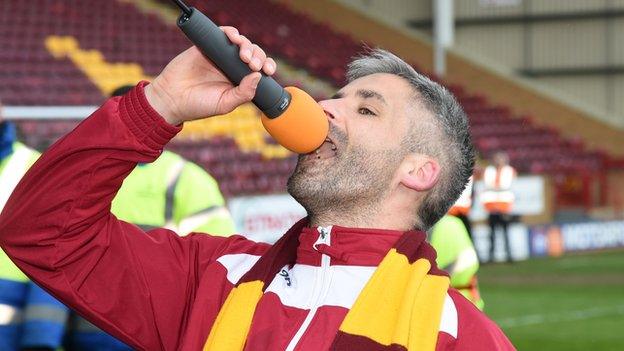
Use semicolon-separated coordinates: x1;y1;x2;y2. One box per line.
481;165;516;214
449;176;473;216
0;142;40;351
111;150;235;236
430;215;484;310
0;142;37;209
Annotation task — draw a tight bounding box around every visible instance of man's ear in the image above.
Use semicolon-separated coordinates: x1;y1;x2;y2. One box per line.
399;154;440;192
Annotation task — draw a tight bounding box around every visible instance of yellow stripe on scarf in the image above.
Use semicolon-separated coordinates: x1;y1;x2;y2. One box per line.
203;280;264;351
408;275;450;350
339;249;450;350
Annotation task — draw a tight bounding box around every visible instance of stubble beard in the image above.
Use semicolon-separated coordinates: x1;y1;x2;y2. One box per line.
287;142;403;226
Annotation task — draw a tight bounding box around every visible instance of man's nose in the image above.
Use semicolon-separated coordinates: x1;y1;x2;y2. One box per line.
318;99;343;129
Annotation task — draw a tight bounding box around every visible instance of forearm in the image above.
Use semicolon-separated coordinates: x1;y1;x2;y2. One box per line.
0;81;179;267
0;82;181;349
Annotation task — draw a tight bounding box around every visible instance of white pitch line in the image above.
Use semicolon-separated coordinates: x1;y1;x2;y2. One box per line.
497;304;624;328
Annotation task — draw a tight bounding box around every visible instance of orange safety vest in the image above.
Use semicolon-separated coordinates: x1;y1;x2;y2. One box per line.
449;176;473;216
481;165;515;214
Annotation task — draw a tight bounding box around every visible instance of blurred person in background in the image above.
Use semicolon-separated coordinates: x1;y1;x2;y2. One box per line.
448;175;473;241
18;86;235;351
481;152;516;263
0;100;41;350
429;215;484;310
105;85;236;236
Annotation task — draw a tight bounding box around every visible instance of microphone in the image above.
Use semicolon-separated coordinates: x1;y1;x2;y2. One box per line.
172;2;328;154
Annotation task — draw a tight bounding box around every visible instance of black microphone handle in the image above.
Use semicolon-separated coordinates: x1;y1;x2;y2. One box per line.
177;7;291;118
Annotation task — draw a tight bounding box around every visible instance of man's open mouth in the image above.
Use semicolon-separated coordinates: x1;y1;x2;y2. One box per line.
309;137;337;161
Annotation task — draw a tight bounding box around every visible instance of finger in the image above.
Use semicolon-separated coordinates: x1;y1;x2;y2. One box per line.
238;36;254;63
249;44;267;71
262;57;277;76
221;26;241;44
221;26;253;62
219;72;261;113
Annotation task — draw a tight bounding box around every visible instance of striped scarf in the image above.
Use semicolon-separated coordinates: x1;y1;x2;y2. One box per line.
203;219;450;351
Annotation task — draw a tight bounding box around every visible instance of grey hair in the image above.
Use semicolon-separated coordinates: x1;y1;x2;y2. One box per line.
346;48;475;230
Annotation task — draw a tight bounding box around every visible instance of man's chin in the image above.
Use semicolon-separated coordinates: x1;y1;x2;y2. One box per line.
287;170;327;201
290;163;321;179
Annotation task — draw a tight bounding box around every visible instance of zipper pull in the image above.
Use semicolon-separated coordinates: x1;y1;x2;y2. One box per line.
318;226;329;240
314;226;331;250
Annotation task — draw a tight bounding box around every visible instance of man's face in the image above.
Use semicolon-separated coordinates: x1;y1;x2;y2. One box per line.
287;73;418;213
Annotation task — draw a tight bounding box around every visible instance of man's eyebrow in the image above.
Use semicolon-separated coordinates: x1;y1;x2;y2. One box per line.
356;89;387;105
331;91;344;99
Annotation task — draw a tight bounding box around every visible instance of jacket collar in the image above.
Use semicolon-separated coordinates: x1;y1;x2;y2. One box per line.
297;225;413;267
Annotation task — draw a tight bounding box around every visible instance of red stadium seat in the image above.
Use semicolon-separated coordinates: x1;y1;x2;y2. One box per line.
3;0;615;196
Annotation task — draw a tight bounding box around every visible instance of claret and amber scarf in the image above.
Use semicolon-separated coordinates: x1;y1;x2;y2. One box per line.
203;219;450;351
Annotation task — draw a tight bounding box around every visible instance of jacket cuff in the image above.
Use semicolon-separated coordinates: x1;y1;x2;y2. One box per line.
119;81;182;151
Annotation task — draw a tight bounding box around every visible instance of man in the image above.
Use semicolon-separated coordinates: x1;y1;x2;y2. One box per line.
18;86;236;351
0;27;514;350
481;152;516;263
430;215;483;310
0;101;41;351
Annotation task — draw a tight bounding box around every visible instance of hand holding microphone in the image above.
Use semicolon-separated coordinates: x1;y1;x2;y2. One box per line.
145;31;272;124
146;3;328;153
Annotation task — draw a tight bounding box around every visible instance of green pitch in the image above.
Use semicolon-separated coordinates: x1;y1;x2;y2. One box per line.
479;250;624;350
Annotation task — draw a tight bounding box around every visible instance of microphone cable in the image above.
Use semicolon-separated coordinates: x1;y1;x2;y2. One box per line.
172;0;192;16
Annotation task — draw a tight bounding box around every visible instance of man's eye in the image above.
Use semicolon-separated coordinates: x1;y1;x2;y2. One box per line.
358;107;376;116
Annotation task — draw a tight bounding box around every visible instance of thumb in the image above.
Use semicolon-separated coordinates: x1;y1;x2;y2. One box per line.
218;72;261;113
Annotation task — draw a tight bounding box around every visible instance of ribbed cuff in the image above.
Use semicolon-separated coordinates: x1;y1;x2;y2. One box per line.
119;81;182;151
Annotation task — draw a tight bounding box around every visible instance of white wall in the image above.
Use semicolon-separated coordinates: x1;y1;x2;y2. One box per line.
333;0;624;128
335;0;431;22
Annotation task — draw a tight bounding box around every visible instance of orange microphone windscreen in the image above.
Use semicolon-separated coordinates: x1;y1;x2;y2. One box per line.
261;86;329;154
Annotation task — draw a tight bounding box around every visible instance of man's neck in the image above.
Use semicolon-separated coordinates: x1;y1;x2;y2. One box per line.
308;203;414;231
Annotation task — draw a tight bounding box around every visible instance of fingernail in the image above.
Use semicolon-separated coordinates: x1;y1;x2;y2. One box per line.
253;75;261;87
252;58;261;69
268;61;276;72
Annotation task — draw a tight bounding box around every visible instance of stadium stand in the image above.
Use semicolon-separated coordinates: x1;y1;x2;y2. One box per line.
0;0;617;201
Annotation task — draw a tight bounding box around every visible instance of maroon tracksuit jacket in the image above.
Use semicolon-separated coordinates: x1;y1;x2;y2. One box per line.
0;83;515;350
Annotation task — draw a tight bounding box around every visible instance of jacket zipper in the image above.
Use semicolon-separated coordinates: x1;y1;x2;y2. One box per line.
285;226;333;351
